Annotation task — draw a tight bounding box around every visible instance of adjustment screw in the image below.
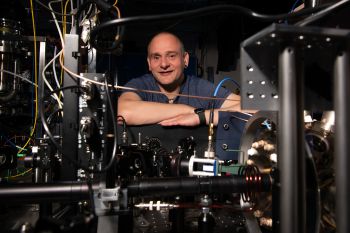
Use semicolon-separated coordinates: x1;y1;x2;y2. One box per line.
223;124;229;130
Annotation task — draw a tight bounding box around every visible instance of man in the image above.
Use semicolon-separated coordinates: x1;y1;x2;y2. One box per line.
118;32;243;126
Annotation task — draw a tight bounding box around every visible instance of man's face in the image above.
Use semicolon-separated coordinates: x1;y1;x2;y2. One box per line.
147;33;189;89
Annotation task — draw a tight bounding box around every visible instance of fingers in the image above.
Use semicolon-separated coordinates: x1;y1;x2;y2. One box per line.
159;114;200;127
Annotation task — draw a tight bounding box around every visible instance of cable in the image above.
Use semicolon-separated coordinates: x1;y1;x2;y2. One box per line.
42;49;64;108
40;86;85;169
0;69;38;87
79;3;95;27
100;78;118;172
40;84;117;174
295;0;350;26
69;0;75;33
3;168;33;179
213;77;240;97
75;0;96;21
53;46;63;95
76;0;122;53
63;0;70;37
58;52;239;102
19;0;39;155
47;109;64;124
49;0;65;48
34;0;75;16
1;135;34;152
89;3;330;52
290;0;302;13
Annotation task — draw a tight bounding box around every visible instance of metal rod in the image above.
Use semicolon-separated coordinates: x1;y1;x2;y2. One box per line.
0;182;90;203
127;175;271;197
334;47;350;233
278;46;306;233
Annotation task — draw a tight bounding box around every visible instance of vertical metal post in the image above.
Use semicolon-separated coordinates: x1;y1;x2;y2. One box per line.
38;41;46;120
35;40;46;184
62;34;79;180
334;47;350;233
278;46;306;233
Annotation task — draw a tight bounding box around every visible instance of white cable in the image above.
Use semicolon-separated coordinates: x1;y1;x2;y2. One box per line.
0;69;38;87
53;46;64;97
70;0;75;33
79;3;93;27
42;50;64;109
48;0;65;48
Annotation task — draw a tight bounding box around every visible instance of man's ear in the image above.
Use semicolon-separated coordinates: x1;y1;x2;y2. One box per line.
147;57;151;71
184;52;190;67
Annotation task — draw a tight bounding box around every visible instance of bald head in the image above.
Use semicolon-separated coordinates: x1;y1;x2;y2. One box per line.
147;32;185;56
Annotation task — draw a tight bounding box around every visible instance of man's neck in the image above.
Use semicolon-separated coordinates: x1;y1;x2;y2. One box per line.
158;75;185;101
158;85;181;101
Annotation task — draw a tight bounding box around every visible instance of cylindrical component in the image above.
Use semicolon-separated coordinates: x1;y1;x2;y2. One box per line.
127;175;271;197
198;208;215;233
334;48;350;233
0;182;91;203
279;46;306;233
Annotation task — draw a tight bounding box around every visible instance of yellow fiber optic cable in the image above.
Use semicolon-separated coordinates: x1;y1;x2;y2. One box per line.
18;0;38;154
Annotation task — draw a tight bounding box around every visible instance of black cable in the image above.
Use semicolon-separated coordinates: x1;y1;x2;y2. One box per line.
47;108;63;125
34;0;75;16
40;85;83;168
42;85;83;100
101;78;118;172
295;0;350;26
89;3;330;52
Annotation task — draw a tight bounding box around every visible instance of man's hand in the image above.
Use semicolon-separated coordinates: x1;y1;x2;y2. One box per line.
158;113;200;127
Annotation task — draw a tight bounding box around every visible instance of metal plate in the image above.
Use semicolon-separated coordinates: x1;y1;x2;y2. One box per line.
240;23;350;110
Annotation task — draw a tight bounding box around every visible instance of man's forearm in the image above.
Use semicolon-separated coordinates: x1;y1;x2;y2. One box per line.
118;100;194;125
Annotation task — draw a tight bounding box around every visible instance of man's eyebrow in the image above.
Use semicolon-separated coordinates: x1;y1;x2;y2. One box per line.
166;51;178;55
149;52;160;57
149;51;179;56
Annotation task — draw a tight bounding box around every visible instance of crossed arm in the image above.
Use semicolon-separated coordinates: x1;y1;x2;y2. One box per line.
117;92;242;126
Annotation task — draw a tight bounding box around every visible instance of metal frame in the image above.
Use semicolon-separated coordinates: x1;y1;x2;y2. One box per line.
62;34;80;180
240;23;350;233
334;45;350;233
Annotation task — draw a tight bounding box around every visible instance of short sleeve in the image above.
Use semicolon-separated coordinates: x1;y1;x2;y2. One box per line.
123;77;147;100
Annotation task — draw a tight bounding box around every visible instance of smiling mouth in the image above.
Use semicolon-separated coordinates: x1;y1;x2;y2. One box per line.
159;71;173;75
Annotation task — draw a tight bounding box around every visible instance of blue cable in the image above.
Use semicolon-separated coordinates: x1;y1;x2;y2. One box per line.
285;0;301;24
290;0;301;13
262;119;272;130
0;133;17;149
213;77;240;97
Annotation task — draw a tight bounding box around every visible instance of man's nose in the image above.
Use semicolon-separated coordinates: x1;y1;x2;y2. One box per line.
160;56;170;68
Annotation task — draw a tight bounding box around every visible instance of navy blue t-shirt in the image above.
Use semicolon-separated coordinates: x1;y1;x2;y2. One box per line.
123;74;231;109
